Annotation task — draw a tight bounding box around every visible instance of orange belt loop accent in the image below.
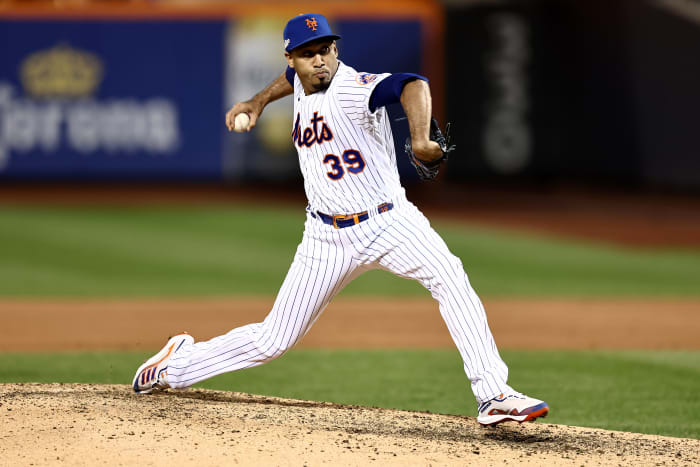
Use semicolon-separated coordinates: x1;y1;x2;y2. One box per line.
326;206;387;229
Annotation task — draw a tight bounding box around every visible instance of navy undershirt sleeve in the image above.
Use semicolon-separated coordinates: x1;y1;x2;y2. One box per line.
369;73;428;112
285;66;295;86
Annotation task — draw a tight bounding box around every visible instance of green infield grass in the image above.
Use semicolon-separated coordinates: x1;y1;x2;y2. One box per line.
1;349;698;439
0;205;698;297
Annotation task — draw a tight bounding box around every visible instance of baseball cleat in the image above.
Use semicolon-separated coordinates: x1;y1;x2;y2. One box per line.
132;333;193;394
477;392;549;426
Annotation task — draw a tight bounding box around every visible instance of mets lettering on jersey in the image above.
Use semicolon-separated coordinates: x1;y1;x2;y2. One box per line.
292;110;365;181
292;112;334;147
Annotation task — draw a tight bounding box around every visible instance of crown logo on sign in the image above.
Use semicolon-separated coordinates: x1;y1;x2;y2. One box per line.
20;43;104;98
305;17;318;31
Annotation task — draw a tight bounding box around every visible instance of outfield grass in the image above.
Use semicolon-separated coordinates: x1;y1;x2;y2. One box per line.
0;205;698;297
1;349;698;439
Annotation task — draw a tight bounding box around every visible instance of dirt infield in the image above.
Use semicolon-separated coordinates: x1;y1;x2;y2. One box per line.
2;298;698;465
1;297;698;351
1;384;697;466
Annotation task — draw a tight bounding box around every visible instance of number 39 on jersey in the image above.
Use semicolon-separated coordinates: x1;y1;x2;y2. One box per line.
323;149;366;180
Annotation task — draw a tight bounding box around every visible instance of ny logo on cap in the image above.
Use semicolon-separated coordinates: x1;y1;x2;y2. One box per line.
306;17;318;31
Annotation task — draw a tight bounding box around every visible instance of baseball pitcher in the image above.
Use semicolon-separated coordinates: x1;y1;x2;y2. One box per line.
133;13;549;426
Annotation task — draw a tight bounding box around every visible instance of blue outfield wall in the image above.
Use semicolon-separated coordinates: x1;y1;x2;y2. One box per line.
0;16;424;181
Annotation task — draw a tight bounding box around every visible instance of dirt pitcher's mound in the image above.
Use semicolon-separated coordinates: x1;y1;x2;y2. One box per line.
1;384;697;466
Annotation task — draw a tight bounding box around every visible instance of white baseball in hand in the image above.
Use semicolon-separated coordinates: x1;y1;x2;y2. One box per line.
233;113;250;132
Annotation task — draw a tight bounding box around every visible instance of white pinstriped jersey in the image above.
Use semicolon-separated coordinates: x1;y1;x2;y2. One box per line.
292;61;405;215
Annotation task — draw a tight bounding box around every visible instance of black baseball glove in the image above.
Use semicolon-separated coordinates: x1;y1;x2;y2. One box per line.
404;117;455;181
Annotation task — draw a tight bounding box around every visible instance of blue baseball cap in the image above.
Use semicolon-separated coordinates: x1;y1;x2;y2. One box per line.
283;13;341;52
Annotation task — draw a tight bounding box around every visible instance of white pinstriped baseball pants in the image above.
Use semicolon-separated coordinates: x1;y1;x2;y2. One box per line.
167;196;510;404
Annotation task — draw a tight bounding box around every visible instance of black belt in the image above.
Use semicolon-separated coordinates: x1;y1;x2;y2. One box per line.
311;202;394;229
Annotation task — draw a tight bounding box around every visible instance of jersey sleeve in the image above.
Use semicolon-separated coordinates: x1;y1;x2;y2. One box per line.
368;73;428;112
334;71;391;127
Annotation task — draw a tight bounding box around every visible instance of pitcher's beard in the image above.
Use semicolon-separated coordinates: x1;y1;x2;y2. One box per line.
312;79;331;92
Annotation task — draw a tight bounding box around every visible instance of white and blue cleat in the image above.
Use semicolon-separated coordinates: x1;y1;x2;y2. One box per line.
132;333;193;394
477;392;549;426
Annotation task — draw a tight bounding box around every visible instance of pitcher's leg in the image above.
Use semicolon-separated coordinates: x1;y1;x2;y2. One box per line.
167;223;359;388
373;210;510;403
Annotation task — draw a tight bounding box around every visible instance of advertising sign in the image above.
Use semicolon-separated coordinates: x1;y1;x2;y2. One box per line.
0;20;226;179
